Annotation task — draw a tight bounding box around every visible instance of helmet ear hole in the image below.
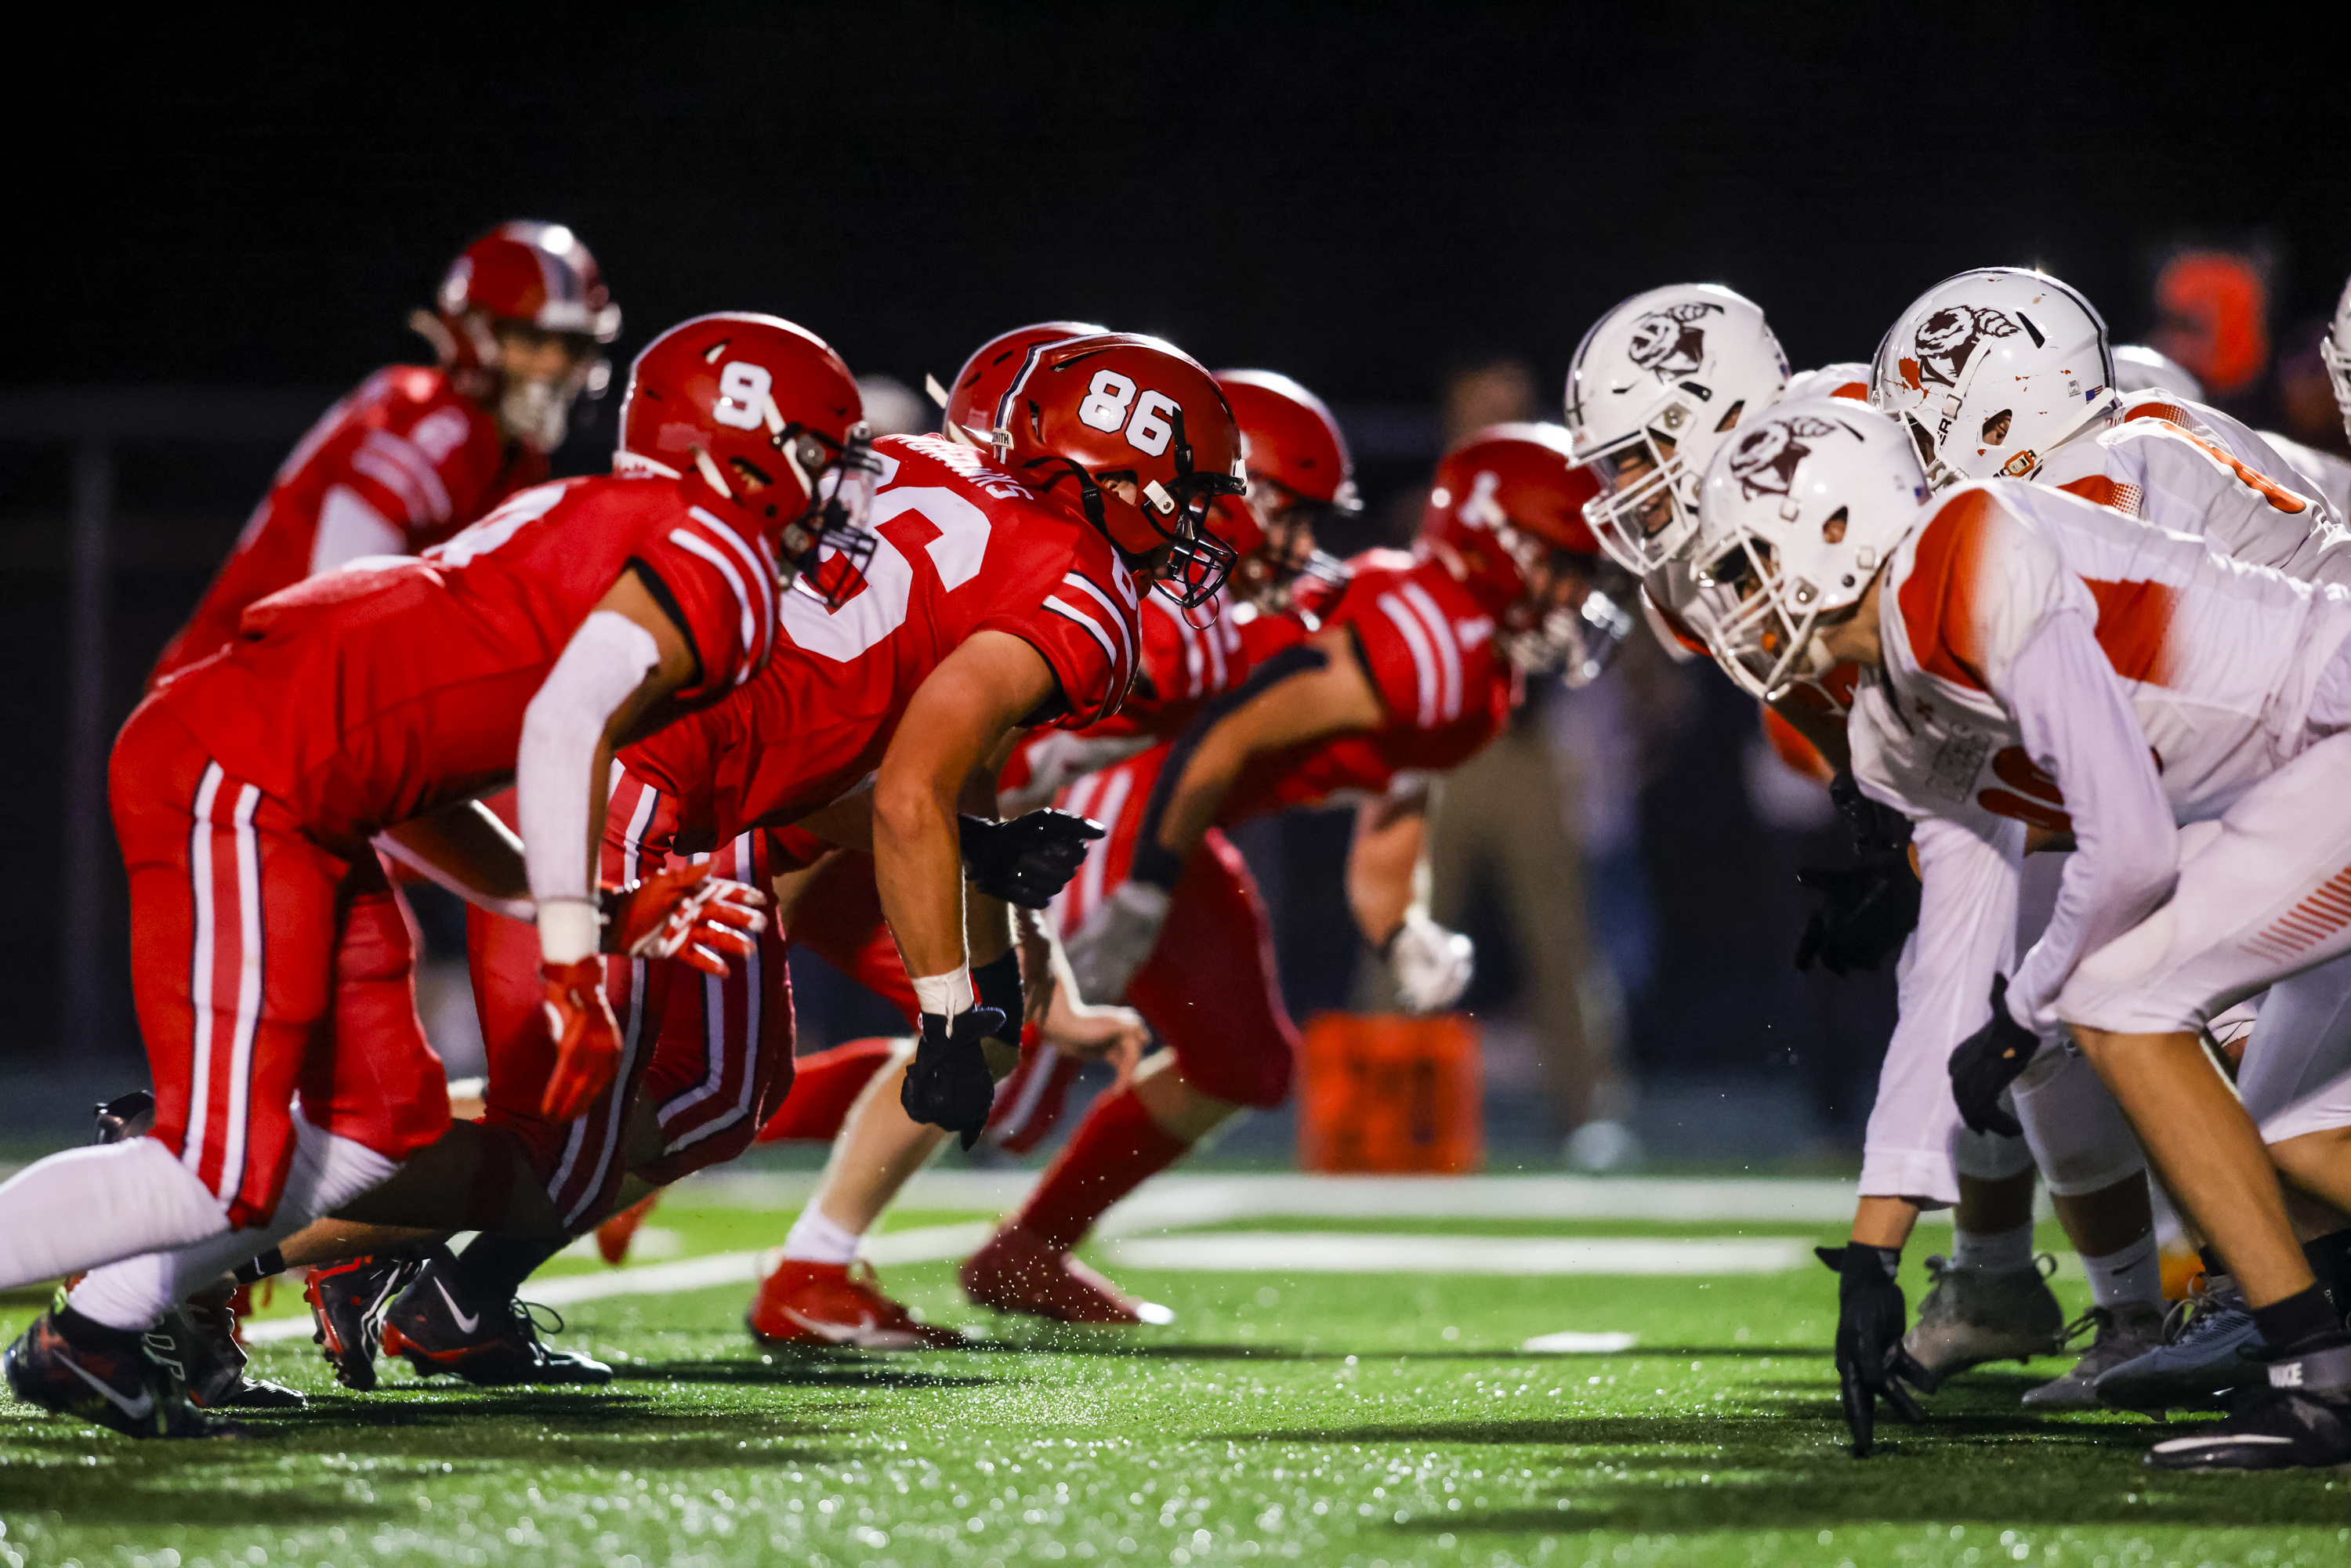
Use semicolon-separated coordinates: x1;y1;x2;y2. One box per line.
1713;400;1746;434
1821;507;1849;545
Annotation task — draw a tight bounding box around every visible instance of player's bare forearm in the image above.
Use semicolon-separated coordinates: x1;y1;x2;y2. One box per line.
1346;792;1427;948
377;799;530;912
1154;627;1386;863
1851;1194;1922;1249
874;631;1056;981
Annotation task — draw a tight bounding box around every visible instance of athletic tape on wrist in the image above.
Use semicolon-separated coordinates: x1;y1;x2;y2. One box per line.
913;965;973;1020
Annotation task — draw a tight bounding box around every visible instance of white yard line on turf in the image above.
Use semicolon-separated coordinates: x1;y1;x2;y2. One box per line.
1103;1232;1813;1276
238;1222;996;1345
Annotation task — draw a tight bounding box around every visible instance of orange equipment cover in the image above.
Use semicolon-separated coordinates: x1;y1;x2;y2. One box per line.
1299;1012;1483;1175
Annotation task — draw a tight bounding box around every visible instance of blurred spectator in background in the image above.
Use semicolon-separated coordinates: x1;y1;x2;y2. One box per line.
857;375;927;437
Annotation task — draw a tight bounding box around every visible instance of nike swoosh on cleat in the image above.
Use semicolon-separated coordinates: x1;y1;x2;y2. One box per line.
63;1357;154;1421
433;1280;481;1334
781;1307;879;1345
2150;1433;2293;1451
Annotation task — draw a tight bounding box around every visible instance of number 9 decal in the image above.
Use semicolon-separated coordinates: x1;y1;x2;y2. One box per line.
713;361;772;432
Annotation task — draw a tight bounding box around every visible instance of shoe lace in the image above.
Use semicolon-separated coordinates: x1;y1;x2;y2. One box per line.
512;1300;564;1342
2164;1274;2248;1349
2057;1306;2111;1350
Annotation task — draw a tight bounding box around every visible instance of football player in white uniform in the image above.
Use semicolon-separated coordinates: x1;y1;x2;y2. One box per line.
1692;396;2351;1471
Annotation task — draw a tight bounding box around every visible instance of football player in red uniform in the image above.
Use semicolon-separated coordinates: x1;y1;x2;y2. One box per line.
734;360;1363;1345
0;313;868;1436
952;424;1621;1323
150;222;619;684
281;334;1248;1385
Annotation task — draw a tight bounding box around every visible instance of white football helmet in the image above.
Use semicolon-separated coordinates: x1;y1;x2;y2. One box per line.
1564;283;1790;576
2322;274;2351;442
1869;267;2118;487
1783;362;1874;403
2112;343;2204;400
1690;398;1933;700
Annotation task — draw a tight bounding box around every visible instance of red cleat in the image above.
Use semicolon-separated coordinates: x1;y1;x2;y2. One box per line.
596;1192;662;1266
959;1225;1173;1327
746;1260;965;1349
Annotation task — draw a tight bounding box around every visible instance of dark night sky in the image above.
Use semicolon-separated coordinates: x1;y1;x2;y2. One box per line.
1;5;2346;1099
11;6;2349;401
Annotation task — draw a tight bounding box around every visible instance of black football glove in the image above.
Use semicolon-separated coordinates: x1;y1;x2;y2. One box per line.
959;810;1105;909
1793;853;1922;976
1830;768;1914;859
901;1005;1007;1150
1947;973;2041;1138
1817;1244;1929;1457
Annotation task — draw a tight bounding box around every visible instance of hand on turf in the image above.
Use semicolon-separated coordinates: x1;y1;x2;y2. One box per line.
1820;1243;1929;1457
1066;880;1172;1005
541;957;624;1119
1386;913;1474;1014
901;1005;1007;1150
1947;973;2041;1137
601;864;768;977
960;809;1105;909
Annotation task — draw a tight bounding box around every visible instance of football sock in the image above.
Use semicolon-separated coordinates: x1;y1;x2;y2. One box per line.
2198;1244;2229;1279
756;1040;901;1144
0;1139;227;1291
2300;1229;2351;1314
448;1232;568;1305
782;1205;863;1266
53;1302;147;1350
1951;1219;2034;1273
2081;1231;2161;1309
2251;1284;2342;1353
1014;1087;1190;1254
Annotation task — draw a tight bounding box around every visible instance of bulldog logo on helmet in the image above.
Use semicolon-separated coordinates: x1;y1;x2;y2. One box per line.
1625;302;1722;379
1901;306;2021;391
1726;416;1844;499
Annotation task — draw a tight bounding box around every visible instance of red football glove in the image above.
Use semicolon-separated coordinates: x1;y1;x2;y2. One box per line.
540;957;624;1119
600;863;770;978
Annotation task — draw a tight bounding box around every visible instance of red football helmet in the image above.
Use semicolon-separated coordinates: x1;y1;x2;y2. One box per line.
938;320;1107;445
991;333;1246;608
1420;423;1631;683
1211;369;1359;609
415;221;622;454
616;313;875;598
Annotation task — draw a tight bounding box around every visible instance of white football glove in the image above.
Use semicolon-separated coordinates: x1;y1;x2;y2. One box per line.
1065;881;1172;1005
1388;912;1473;1015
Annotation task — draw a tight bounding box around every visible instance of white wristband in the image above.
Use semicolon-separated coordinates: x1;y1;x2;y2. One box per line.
911;965;972;1020
538;898;602;967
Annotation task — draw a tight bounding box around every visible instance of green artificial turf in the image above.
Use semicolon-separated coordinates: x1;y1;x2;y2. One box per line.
3;1203;2346;1568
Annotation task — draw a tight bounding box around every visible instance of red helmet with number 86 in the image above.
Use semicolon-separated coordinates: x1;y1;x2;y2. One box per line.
616;312;878;599
991;333;1246;608
939;320;1107;446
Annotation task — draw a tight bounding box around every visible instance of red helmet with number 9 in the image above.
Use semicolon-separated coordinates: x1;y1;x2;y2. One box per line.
617;312;877;599
940;320;1107;445
991;333;1246;608
1420;423;1630;682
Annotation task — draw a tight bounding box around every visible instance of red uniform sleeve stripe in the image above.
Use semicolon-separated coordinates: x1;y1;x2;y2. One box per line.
1376;591;1440;727
2081;577;2182;686
688;505;778;645
2057;475;2145;516
358;430;452;524
1398;580;1464;722
665;527;763;683
1057;572;1136;674
1894;488;2000;693
1045;596;1121;670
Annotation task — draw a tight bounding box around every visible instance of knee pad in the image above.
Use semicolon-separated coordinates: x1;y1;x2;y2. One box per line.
281;1111;399;1217
2012;1048;2146;1196
1953;1124;2034;1182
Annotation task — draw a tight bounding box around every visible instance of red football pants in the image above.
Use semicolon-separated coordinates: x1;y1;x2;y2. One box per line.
112;701;449;1229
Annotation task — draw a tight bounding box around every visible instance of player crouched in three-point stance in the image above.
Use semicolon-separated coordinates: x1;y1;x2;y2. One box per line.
1689;397;2351;1470
279;332;1240;1382
0;311;868;1436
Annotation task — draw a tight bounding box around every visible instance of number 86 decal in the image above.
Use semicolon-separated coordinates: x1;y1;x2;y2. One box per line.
1077;371;1178;458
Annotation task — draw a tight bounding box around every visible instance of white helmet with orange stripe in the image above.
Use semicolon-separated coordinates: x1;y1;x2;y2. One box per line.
2322;273;2351;443
1565;283;1791;576
1870;266;2119;487
1688;398;1932;700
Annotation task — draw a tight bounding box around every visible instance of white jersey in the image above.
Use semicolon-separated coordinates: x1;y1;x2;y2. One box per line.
1851;480;2351;1031
2260;429;2351;521
2035;391;2349;584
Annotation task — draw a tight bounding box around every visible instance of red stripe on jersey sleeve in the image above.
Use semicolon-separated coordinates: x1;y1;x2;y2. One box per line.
2081;578;2182;686
638;514;776;697
2056;475;2145;517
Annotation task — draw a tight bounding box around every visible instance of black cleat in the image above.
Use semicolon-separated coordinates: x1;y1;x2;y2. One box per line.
3;1309;246;1439
304;1254;429;1392
2146;1342;2351;1472
144;1284;306;1410
379;1256;610;1387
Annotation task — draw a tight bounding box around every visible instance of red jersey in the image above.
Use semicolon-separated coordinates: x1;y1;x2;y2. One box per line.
149;474;774;853
618;434;1143;853
152;366;544;683
1226;548;1511;817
